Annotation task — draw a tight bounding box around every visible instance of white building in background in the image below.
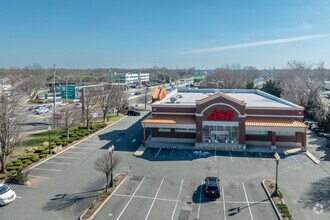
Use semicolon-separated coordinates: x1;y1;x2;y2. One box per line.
108;72;150;85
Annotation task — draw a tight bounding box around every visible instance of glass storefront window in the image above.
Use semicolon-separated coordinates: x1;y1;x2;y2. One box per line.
202;125;239;144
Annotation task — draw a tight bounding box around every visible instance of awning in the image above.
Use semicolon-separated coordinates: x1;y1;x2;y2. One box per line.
142;115;196;128
245;117;307;128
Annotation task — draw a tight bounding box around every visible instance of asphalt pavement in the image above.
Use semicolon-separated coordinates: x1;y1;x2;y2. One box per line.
1;110;330;220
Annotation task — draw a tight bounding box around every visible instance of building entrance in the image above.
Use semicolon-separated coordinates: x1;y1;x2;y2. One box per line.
202;125;239;144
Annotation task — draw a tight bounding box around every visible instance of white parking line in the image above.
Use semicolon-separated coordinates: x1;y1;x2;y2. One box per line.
55;156;79;160
116;177;145;220
72;147;95;150
222;187;226;220
113;194;176;202
169;148;174;159
116;138;121;142
292;155;301;166
244;152;249;161
197;180;203;219
28;175;50;179
63;151;87;155
229;152;233;162
242;182;254;220
171;179;184;220
45;161;71;165
32;168;61;172
145;178;164;220
81;143;99;146
259;152;266;163
132;139;136;142
155;148;162;158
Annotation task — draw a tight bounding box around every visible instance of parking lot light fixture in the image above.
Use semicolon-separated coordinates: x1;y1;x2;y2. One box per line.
48;126;51;155
274;152;280;196
108;145;115;187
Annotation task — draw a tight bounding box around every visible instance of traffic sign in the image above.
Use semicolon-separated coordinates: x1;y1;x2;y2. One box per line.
61;85;76;100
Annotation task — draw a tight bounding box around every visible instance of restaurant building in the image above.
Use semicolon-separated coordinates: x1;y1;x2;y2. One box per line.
142;88;307;151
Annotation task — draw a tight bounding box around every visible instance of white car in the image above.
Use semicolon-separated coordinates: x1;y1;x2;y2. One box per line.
0;184;16;206
36;107;50;114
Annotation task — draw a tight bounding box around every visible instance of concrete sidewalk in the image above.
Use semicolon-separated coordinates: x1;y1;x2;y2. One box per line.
145;135;302;153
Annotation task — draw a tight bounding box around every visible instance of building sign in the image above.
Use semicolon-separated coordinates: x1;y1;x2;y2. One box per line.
208;109;234;121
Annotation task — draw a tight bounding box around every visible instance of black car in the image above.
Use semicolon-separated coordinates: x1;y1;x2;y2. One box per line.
204;177;220;198
127;110;141;116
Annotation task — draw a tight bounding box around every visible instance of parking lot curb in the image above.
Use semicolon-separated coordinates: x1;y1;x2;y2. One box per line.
79;173;128;220
305;151;320;164
261;179;282;220
24;116;128;174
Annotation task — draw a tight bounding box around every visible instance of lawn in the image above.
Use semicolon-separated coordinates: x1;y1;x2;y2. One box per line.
15;113;125;156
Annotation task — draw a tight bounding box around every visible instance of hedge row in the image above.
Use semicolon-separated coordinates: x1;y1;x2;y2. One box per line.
1;123;108;180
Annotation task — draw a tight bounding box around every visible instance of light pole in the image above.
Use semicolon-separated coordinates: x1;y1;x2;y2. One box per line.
48;126;51;155
274;152;280;196
108;145;115;187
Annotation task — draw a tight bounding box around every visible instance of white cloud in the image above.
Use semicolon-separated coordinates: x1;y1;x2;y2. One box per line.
176;34;329;55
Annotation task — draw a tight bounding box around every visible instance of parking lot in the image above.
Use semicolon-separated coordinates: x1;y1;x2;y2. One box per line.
94;147;322;220
95;175;275;220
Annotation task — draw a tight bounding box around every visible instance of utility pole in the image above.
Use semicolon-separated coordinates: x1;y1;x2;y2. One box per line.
65;78;68;103
53;64;56;129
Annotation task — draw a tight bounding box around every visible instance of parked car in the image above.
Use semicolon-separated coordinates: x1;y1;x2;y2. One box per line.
35;107;49;114
128;92;136;96
127;110;141;116
75;102;82;108
135;91;141;95
204;177;221;198
0;184;16;206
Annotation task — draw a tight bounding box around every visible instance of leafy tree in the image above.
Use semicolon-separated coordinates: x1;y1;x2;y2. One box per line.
261;79;282;97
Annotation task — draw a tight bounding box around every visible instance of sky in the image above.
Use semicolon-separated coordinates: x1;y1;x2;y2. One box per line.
0;0;330;69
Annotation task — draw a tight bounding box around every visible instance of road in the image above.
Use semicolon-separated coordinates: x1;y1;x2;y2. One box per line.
0;112;150;220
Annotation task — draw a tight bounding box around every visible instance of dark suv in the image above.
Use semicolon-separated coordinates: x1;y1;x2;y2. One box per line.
204;177;220;198
127;110;141;116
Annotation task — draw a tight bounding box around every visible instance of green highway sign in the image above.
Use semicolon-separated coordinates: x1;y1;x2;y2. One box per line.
61;85;76;100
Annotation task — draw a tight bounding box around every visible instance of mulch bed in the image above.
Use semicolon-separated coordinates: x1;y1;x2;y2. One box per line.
80;173;126;220
264;179;292;220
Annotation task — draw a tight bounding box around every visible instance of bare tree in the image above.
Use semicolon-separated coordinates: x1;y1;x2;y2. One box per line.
280;61;326;121
82;88;98;129
18;63;46;101
205;64;249;89
60;105;80;140
112;86;128;116
0;90;25;172
95;84;116;123
94;152;121;192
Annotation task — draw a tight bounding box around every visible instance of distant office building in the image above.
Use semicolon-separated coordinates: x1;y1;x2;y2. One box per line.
108;72;150;85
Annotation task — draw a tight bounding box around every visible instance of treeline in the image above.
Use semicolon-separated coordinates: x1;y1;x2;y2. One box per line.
204;61;330;132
